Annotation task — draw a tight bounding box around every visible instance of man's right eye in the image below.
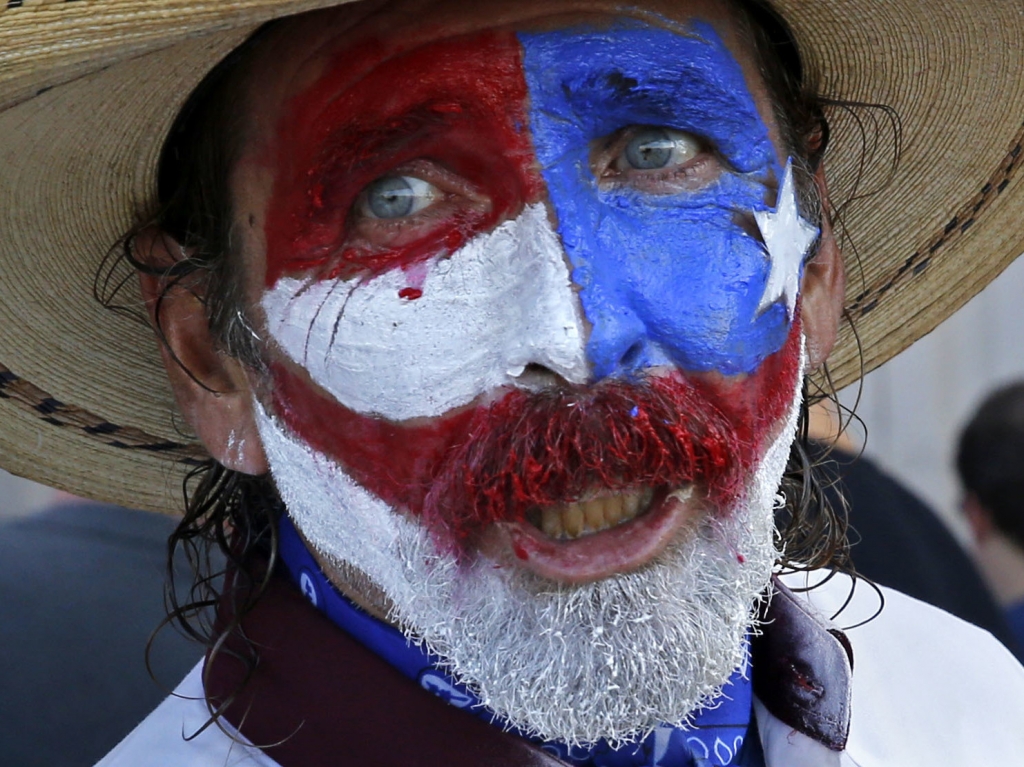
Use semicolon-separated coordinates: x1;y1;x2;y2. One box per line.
361;175;440;219
338;161;493;262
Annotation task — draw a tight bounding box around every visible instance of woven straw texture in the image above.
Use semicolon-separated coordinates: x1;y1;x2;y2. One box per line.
1;0;1023;512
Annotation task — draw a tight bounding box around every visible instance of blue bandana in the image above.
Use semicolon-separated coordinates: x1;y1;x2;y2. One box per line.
278;514;759;766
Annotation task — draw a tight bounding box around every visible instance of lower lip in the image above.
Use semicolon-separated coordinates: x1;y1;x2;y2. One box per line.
495;488;704;584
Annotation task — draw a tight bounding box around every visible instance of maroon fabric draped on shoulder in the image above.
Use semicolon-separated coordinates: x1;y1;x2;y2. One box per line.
204;569;567;766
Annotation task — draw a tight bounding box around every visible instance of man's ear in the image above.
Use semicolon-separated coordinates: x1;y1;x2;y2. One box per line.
962;492;995;545
800;166;846;371
134;226;269;475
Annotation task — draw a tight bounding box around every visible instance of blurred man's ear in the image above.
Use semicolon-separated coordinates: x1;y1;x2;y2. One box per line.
963;492;995;544
133;226;269;475
800;166;845;371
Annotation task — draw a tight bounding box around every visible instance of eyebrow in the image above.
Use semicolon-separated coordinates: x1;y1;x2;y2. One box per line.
315;104;458;178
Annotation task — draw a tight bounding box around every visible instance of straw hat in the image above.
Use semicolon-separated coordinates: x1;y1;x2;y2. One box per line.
1;0;1023;513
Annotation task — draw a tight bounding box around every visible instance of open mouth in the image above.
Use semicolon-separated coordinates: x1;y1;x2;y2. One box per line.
495;484;702;583
527;487;670;540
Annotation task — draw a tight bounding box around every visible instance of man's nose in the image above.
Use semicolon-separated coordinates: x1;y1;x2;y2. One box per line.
536;199;663;385
501;202;591;387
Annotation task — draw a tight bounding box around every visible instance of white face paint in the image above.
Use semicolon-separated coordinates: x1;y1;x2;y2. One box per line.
262;203;588;421
253;344;804;746
754;160;819;320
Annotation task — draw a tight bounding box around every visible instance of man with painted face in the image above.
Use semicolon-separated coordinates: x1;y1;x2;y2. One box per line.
2;1;1024;765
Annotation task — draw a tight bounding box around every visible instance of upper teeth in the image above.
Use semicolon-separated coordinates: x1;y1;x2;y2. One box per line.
538;487;656;540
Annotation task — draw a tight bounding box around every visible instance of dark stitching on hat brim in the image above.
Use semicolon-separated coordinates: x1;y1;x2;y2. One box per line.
847;122;1024;318
0;361;207;464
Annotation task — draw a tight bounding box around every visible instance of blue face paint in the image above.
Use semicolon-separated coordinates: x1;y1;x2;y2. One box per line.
518;21;800;378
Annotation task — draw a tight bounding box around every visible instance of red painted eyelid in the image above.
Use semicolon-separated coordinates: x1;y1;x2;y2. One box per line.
274;138;537;280
322;211;497;282
316;160;473;231
274;175;512;281
347;157;493;222
288;100;530;207
346;198;492;249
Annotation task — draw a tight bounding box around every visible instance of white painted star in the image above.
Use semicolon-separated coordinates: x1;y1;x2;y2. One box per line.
753;159;819;320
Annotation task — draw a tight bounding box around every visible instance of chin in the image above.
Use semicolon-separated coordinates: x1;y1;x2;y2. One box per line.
254;346;803;746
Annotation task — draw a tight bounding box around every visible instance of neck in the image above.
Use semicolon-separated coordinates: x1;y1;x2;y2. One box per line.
975;530;1024;606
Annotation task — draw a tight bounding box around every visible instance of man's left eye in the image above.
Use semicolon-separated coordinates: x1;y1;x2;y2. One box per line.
361;175;440;219
594;126;718;194
616;128;701;172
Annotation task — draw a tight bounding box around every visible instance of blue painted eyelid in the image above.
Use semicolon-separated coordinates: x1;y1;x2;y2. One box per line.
596;171;773;213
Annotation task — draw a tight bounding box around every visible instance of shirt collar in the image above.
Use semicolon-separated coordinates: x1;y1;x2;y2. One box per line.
752;576;853;751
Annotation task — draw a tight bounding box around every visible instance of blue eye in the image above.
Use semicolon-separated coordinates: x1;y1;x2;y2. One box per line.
363;176;439;219
619;128;701;171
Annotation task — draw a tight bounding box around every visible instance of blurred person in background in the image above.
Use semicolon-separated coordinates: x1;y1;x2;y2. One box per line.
957;381;1024;654
800;402;1020;657
0;491;206;767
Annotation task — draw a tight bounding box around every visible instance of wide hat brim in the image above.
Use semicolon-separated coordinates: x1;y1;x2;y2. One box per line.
2;0;1023;513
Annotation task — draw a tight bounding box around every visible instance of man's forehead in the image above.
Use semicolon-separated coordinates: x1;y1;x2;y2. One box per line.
243;0;749;120
277;23;767;162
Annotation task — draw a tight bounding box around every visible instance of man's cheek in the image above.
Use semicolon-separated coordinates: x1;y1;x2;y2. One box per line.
260;203;588;422
258;327;803;548
265;361;480;514
580;196;792;378
517;21;801;381
688;317;804;455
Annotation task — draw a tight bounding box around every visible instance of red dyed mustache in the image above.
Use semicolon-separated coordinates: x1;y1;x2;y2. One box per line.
417;375;755;542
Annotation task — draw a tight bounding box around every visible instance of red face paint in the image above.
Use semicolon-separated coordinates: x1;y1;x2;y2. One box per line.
270;319;803;550
512;541;530;561
263;30;543;286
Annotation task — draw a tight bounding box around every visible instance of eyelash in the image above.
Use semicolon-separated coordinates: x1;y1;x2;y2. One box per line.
334;160;493;268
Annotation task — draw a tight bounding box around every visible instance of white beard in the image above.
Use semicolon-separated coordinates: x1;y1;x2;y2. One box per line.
254;364;802;747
